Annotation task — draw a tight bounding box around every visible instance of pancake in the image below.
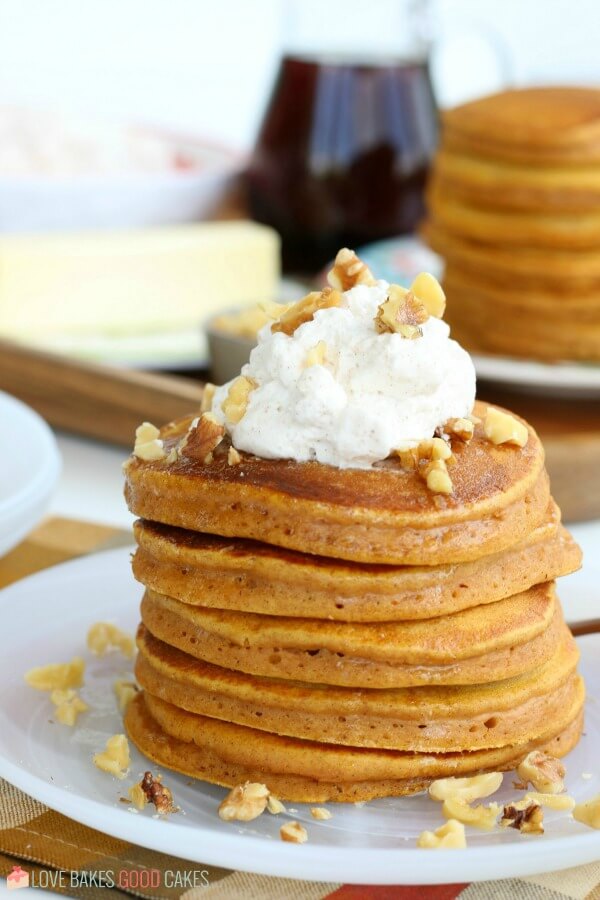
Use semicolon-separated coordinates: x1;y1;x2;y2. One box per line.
135;624;580;753
132;506;580;622
125;401;550;565
443;263;600;317
441;88;600;166
140;584;565;688
423;219;600;288
428;183;600;250
125;691;584;802
442;267;600;362
432;148;600;212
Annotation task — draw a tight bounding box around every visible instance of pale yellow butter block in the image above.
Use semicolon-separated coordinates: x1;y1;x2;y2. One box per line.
0;221;280;339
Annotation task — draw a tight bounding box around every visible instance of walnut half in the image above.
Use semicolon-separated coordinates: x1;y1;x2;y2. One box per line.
375;286;428;338
178;412;225;463
517;751;565;794
327;248;376;291
218;782;269;822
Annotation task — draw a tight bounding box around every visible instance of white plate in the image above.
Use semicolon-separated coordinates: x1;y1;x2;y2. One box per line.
0;547;599;886
0;392;61;556
358;236;600;399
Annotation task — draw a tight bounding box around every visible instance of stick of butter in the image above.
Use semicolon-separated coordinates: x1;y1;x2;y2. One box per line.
0;221;280;341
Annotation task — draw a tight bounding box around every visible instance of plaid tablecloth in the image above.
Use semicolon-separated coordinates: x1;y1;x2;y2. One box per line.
1;518;598;900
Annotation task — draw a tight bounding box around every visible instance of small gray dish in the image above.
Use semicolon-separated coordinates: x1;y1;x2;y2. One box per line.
205;310;257;384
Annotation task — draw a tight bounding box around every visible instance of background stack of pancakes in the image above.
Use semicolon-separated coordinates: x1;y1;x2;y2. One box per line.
423;87;600;362
124;401;584;802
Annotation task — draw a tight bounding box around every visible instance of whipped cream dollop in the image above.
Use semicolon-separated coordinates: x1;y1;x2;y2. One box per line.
212;281;476;469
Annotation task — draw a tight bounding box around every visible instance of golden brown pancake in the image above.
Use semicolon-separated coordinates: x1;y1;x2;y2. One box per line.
424;219;600;287
432;149;600;212
442;267;600;362
125;401;549;565
135;624;580;753
441;88;600;166
132;506;580;622
428;183;600;250
125;691;584;802
140;584;566;688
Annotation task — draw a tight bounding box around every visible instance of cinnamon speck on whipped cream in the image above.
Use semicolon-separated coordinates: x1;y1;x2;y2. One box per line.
212;275;476;470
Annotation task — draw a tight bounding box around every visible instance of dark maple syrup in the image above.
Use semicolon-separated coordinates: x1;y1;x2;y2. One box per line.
247;54;438;272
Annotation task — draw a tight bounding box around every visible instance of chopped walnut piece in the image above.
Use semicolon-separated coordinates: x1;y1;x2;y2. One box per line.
258;298;294;321
221;376;258;425
525;792;575;812
393;437;452;469
375;285;428;338
310;807;332;820
133;422;166;461
87;623;135;659
446;417;475;442
392;445;420;469
417;819;466;849
422;459;453;495
484;407;529;448
327;248;376;291
228;446;241;466
25;657;85;691
113;679;139;711
573;795;600;829
429;772;503;803
517;751;565;794
410;272;446;318
178;412;225;462
272;288;342;336
442;796;501;831
218;782;269;822
280;821;308;844
140;771;176;814
267;795;286;815
50;689;88;726
428;437;453;461
128;782;148;811
200;383;216;414
501;800;544;835
305;340;327;367
93;734;130;779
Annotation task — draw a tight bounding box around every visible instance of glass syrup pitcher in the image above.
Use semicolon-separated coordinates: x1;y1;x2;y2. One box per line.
247;0;507;273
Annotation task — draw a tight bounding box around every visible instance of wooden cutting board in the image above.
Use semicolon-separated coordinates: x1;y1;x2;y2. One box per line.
1;339;598;522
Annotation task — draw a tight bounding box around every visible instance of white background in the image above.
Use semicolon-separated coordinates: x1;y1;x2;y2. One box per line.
0;0;598;151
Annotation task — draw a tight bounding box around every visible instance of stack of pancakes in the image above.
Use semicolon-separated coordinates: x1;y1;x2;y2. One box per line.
423;87;600;362
123;400;584;802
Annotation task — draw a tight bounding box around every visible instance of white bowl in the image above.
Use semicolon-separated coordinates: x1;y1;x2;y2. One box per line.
0;392;61;556
0;140;242;232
